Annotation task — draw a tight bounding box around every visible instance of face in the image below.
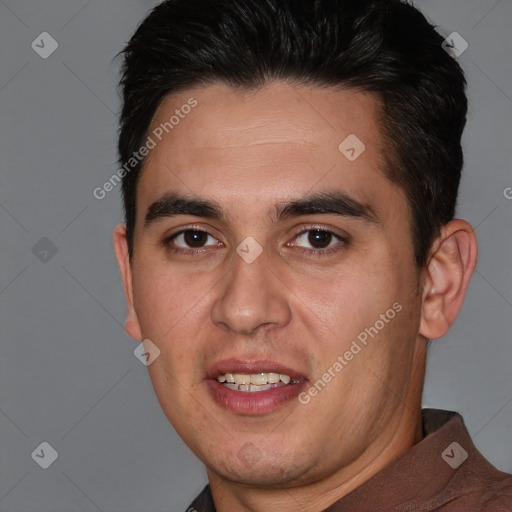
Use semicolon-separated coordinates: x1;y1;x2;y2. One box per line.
117;82;426;488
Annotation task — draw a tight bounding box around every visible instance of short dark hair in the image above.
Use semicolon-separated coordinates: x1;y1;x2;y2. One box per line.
118;0;467;266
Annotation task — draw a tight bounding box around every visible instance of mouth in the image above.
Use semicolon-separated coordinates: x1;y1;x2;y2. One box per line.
217;372;300;392
206;359;307;415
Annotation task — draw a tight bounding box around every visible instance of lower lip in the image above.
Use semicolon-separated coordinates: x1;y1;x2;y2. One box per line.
206;379;307;415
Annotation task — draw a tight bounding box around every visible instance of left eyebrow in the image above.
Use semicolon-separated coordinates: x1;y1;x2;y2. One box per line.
271;191;379;225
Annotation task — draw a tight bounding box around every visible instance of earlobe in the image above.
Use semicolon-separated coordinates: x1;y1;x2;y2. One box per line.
113;224;143;341
419;220;478;340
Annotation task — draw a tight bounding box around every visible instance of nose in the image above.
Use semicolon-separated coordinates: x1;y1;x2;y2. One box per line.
211;245;292;335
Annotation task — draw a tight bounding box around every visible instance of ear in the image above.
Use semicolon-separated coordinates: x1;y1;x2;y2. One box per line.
113;224;143;341
419;220;478;340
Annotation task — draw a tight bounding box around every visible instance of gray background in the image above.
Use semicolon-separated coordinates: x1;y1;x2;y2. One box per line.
0;1;510;511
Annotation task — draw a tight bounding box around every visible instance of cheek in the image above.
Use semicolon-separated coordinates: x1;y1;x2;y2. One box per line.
132;261;202;335
295;263;395;342
294;256;420;398
132;263;214;380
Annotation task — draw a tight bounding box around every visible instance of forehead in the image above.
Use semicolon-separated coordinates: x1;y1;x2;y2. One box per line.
137;81;405;225
148;81;383;157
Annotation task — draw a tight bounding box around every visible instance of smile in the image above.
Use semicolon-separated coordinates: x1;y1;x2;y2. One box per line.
206;360;307;414
217;372;299;392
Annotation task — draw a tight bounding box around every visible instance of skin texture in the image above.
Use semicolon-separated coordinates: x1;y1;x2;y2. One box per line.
114;81;478;512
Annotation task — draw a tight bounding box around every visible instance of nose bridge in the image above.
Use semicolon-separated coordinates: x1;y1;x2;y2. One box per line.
211;243;291;334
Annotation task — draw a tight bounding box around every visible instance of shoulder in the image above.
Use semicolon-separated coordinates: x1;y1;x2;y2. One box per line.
480;477;512;511
444;460;512;511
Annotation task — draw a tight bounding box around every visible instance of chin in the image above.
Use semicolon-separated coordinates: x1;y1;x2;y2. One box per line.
207;446;314;488
218;466;302;488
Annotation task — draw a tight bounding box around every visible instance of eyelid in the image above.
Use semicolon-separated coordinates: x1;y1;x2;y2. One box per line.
165;224;219;239
291;224;348;241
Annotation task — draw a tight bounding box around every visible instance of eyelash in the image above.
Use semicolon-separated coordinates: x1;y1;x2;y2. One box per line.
164;225;349;257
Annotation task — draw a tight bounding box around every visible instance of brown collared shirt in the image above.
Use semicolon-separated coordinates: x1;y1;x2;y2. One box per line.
185;409;512;511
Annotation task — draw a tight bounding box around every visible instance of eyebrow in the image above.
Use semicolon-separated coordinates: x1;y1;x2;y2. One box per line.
144;190;379;228
273;191;378;224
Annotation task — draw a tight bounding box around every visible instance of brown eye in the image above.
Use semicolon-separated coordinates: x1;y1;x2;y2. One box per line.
170;229;218;250
183;230;209;247
307;229;333;249
294;229;340;251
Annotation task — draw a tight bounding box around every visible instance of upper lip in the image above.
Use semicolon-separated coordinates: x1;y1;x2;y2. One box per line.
206;358;306;381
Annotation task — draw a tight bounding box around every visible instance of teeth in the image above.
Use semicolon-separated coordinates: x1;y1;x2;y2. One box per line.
224;383;279;392
216;372;296;387
280;374;291;384
250;373;267;385
233;373;251;385
267;373;280;383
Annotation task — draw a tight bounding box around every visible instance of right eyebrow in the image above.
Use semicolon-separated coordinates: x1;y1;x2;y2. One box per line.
144;193;226;228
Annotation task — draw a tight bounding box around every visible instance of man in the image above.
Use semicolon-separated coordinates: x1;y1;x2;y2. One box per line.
113;0;511;510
